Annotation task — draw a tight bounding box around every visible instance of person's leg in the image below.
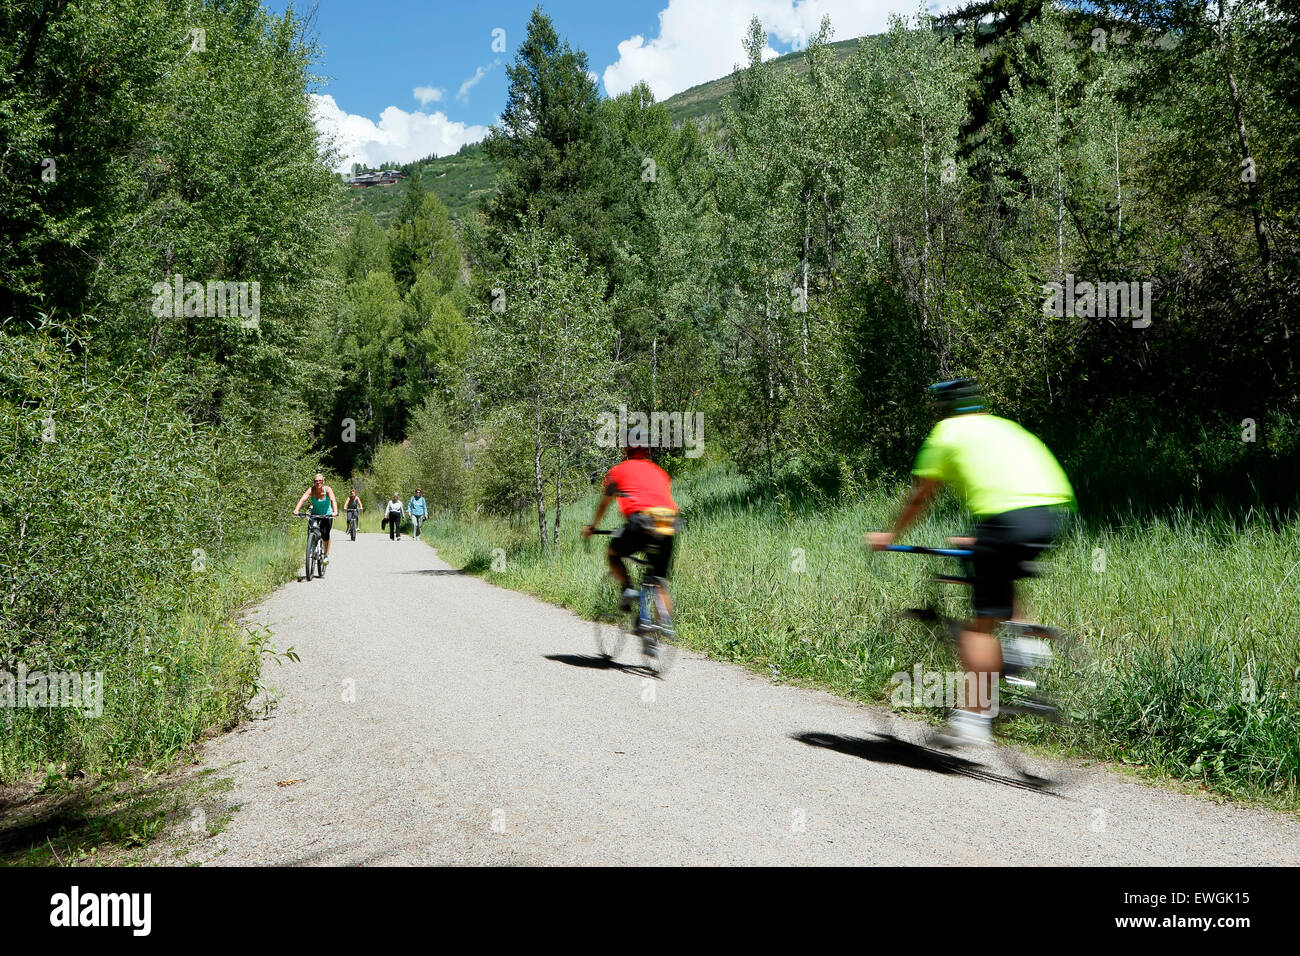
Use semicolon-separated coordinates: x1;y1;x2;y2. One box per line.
649;534;675;619
606;549;630;590
957;517;1014;724
322;519;331;556
957;616;1003;715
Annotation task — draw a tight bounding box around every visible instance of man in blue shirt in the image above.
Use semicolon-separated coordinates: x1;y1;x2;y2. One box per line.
407;488;428;538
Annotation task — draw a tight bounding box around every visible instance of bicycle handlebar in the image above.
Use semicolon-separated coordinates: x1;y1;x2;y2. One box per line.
292;512;337;519
881;544;973;558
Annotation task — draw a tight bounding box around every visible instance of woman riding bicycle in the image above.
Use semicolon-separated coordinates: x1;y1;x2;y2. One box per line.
292;473;338;565
866;379;1075;747
345;488;362;535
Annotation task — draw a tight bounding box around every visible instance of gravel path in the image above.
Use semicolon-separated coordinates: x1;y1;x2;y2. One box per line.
180;531;1300;866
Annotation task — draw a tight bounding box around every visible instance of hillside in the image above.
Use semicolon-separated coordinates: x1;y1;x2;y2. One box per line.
344;35;870;228
342;141;497;227
658;34;866;125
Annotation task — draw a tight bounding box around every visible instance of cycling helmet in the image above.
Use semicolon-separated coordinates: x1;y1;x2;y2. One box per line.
927;378;984;415
624;426;652;458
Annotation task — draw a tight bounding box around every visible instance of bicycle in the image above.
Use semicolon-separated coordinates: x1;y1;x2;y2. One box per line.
346;509;359;541
587;528;677;678
878;543;1085;783
294;513;333;581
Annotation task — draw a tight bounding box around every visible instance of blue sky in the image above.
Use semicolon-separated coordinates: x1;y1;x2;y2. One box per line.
267;1;937;172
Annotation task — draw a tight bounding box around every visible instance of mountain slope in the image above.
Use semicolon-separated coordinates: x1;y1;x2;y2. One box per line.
344;35;871;227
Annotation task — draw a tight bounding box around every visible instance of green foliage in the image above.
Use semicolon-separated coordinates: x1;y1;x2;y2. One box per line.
347;142;501;227
470;222;615;543
0;332;308;778
0;0;339;777
484;8;606;270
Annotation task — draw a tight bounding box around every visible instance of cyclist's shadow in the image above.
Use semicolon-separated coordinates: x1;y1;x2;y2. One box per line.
544;653;654;677
792;730;977;775
791;730;1068;794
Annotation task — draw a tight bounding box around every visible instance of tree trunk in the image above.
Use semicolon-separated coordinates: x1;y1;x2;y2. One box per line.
1216;0;1288;372
552;429;563;545
534;406;546;547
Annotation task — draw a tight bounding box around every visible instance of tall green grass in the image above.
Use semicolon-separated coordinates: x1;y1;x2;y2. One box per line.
426;468;1300;808
0;528;301;782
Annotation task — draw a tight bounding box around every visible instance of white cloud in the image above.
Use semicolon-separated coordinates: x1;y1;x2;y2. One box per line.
311;94;489;173
457;60;500;102
413;86;445;106
602;0;929;101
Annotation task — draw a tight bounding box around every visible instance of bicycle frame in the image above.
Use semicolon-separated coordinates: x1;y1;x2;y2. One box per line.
880;542;1069;721
587;527;676;674
294;513;333;580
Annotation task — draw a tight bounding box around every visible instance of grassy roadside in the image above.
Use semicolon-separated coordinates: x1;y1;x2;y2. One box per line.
0;526;303;863
425;467;1300;812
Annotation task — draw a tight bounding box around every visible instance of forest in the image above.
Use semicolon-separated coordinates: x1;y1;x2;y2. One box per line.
3;0;1298;799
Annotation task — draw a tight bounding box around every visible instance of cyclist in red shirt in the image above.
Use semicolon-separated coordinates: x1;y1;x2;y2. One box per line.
582;441;680;619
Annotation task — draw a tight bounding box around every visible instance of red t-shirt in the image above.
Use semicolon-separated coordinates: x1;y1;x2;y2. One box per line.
604;459;678;518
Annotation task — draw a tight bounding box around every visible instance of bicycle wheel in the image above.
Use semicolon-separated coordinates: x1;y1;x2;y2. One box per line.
349;518;357;541
592;577;628;661
642;581;679;678
315;542;326;577
304;530;315;581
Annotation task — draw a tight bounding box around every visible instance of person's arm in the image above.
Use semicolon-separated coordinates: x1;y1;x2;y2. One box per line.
327;486;338;516
292;488;310;514
865;478;942;550
583;491;616;538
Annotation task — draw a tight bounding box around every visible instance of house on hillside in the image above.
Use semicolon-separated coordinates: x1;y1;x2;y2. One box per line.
346;170;398;188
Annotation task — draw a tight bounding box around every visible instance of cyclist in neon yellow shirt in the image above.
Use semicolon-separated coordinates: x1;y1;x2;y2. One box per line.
867;379;1075;746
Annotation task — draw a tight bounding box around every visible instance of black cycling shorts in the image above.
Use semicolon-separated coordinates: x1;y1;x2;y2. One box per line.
968;505;1065;619
313;515;333;542
610;512;677;579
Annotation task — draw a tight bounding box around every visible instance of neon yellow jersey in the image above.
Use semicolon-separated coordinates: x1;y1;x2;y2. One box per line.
912;414;1075;518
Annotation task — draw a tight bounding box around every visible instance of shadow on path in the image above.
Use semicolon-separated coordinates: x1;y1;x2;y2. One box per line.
544;653;653;678
791;731;1065;795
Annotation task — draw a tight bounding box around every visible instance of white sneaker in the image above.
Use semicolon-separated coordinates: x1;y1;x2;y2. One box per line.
932;710;994;750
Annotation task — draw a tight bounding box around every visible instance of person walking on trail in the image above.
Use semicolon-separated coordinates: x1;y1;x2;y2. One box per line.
382;493;405;540
407;488;428;538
